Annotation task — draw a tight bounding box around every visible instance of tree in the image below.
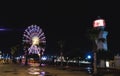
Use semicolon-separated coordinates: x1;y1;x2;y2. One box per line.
58;40;65;66
23;44;29;65
87;28;100;50
87;28;100;75
10;45;20;63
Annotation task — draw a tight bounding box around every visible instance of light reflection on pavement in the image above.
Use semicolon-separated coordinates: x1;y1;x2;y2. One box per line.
28;63;42;75
28;63;51;76
0;63;92;76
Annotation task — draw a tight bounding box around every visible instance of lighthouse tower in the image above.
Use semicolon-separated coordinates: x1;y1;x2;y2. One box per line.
93;17;108;51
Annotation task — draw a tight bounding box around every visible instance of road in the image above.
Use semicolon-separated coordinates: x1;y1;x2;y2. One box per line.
0;63;91;76
0;63;117;76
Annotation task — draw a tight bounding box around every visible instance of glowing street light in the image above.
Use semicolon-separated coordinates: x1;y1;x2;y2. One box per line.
87;55;91;59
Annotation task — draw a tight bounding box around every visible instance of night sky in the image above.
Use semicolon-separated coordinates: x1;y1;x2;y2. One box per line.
0;1;120;55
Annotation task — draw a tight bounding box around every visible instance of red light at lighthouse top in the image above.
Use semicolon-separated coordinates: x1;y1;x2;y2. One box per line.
93;18;105;28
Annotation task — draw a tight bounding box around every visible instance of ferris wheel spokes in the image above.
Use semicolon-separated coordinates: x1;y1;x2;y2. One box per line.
23;25;46;55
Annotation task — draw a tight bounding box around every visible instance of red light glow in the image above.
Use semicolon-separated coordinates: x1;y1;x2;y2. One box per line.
93;19;105;28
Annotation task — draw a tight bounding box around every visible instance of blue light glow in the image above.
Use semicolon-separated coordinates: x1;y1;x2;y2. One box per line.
41;56;47;60
87;55;91;59
0;28;6;31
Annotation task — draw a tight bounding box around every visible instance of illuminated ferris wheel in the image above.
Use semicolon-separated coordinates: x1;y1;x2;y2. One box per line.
23;25;46;56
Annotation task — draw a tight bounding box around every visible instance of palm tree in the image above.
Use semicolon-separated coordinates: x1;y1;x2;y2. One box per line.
87;27;100;75
23;44;29;65
10;45;19;63
88;28;100;50
58;40;65;66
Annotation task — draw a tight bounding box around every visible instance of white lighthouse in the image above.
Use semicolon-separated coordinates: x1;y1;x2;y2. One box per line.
93;17;108;51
